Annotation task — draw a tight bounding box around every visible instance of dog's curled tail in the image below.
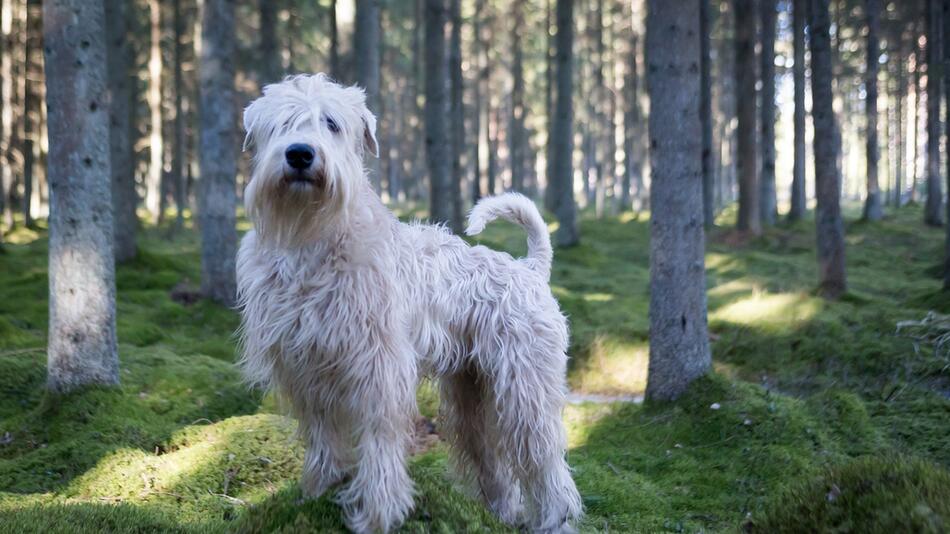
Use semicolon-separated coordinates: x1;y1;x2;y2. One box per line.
465;193;553;278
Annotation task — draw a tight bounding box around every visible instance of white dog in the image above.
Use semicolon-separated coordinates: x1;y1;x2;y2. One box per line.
237;74;582;533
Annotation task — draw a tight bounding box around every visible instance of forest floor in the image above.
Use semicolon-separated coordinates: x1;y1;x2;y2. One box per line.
1;204;949;533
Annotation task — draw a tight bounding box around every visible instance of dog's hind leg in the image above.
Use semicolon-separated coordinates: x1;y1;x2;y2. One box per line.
440;364;523;525
299;413;346;500
490;348;583;533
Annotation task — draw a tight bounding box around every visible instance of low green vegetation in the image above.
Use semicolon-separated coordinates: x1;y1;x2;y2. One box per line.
1;205;948;532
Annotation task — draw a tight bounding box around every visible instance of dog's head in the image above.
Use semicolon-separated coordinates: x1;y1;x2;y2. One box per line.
243;73;378;245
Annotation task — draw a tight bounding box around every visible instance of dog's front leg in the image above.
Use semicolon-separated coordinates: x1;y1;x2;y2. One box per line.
335;339;417;534
299;414;346;500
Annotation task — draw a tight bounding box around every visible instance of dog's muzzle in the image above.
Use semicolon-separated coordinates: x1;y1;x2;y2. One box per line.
282;143;325;188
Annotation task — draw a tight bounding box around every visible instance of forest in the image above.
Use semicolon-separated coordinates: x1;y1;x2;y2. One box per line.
1;0;950;532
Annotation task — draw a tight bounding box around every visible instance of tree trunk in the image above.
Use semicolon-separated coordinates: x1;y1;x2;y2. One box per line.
645;0;711;402
944;0;950;287
172;0;186;231
106;0;136;261
701;0;714;227
809;0;847;298
0;0;11;232
43;0;119;393
198;0;238;306
551;0;578;247
258;0;280;85
448;0;464;232
146;0;163;223
354;0;381;192
329;0;339;79
22;0;41;229
544;0;554;210
509;1;526;194
735;0;760;234
911;27;923;204
895;37;906;207
471;0;484;204
425;0;452;227
925;0;943;226
621;3;641;212
862;0;883;220
789;0;807;222
760;0;777;226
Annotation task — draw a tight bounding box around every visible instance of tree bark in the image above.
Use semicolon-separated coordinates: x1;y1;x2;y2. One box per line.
701;0;714;227
925;0;943;226
895;36;906;207
425;0;452;227
43;0;119;393
862;0;883;220
509;1;526;194
809;0;847;298
105;0;136;261
22;0;41;229
735;0;760;234
943;0;950;288
621;3;642;212
760;0;778;226
0;0;12;232
551;0;578;247
172;0;186;231
198;0;238;306
329;0;339;80
258;0;280;85
645;0;711;402
471;0;485;204
789;0;808;222
448;0;464;231
146;0;163;223
354;0;381;192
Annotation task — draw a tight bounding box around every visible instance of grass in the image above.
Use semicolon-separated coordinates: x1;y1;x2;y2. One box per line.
0;203;948;532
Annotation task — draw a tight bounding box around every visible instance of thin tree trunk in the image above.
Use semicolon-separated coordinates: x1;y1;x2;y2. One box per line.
760;0;777;225
147;0;163;223
551;0;578;247
621;4;641;212
448;0;464;231
809;0;847;298
895;37;906;207
645;0;711;402
735;0;760;233
198;0;238;306
0;0;13;231
509;1;526;194
330;0;340;79
701;0;714;227
172;0;186;231
863;0;883;220
258;0;279;85
106;0;137;261
425;0;452;226
912;26;923;204
790;0;808;221
943;0;950;287
43;0;119;392
471;0;484;204
354;0;381;192
544;0;554;210
22;0;41;229
925;0;943;226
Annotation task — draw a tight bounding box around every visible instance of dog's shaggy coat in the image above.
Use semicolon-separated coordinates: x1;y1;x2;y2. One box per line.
237;74;582;533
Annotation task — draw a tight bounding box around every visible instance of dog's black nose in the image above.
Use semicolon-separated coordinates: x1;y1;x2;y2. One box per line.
285;144;315;170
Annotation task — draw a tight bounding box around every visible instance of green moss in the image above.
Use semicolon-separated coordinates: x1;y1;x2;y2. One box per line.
0;206;949;532
749;456;950;533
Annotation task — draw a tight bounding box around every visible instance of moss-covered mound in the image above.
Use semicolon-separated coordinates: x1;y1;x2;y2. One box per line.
748;456;950;533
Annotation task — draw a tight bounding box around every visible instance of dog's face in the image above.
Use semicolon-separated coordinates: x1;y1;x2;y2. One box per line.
243;73;378;245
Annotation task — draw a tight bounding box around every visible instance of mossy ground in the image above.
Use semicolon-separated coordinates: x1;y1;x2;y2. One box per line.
0;204;948;532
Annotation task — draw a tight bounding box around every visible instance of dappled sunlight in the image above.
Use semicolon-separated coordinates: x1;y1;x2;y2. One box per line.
5;225;43;245
569;335;648;396
582;292;614;302
563;402;628;450
711;291;821;327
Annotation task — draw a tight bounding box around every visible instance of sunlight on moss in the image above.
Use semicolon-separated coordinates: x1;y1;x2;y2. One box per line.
5;226;43;245
569;335;648;396
711;291;821;327
582;292;614;302
563;403;620;450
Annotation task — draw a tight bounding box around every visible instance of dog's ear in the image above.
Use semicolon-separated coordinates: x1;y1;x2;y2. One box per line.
242;99;262;152
360;108;379;158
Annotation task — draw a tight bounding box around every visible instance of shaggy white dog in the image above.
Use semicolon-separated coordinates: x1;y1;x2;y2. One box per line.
237;74;582;533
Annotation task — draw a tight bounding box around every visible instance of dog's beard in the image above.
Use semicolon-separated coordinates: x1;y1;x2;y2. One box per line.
246;154;348;248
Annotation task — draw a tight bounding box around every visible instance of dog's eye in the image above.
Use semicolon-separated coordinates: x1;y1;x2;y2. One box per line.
325;116;340;134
